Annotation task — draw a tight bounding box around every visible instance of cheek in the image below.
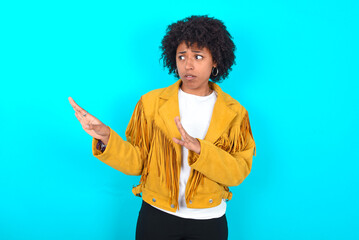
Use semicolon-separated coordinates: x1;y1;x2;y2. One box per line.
176;62;186;75
176;60;182;70
205;63;213;74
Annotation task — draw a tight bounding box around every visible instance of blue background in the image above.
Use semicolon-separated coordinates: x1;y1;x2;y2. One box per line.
1;0;358;239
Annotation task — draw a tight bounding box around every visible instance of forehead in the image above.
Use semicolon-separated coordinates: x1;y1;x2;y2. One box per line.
176;41;210;53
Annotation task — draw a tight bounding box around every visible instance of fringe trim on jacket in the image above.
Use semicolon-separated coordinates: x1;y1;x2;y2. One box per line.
127;99;255;204
126;99;179;205
186;111;256;202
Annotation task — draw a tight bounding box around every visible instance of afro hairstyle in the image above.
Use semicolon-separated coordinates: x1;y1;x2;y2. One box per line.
160;15;236;83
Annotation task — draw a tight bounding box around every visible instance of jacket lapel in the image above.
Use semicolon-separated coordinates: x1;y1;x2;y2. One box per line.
204;82;237;143
156;80;182;154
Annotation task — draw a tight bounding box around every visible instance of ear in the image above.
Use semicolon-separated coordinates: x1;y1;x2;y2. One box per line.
213;60;217;68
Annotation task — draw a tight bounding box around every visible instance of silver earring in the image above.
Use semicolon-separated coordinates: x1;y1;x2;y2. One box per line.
212;67;219;77
175;68;178;75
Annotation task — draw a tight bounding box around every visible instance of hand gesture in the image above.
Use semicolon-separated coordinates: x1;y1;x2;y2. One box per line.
172;116;201;154
68;97;110;144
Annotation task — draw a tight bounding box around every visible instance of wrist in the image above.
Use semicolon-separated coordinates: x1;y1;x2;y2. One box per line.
101;126;110;145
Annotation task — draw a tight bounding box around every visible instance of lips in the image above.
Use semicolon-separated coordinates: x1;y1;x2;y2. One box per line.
184;74;197;80
185;74;197;77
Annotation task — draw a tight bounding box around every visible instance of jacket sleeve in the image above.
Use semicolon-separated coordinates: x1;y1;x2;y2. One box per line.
92;98;151;176
188;110;256;187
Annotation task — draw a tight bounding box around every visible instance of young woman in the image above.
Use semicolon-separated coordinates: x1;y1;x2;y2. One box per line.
69;15;256;240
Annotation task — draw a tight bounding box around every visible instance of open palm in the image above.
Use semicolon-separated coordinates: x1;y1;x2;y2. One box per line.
68;97;110;144
172;116;201;154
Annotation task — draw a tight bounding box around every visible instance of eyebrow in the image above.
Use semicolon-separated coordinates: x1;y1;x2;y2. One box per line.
178;50;202;54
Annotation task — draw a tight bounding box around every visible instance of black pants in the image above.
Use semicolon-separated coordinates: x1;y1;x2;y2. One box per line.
136;201;228;240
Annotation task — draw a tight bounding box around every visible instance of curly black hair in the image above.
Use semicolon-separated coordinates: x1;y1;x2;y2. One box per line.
160;15;236;83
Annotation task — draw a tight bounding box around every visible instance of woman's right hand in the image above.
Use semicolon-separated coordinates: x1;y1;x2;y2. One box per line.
68;97;110;145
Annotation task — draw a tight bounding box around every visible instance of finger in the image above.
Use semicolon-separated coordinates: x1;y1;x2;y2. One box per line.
75;112;89;130
75;111;89;125
71;101;87;115
174;117;185;137
68;97;87;115
74;111;82;122
174;117;190;142
75;112;84;124
172;137;185;146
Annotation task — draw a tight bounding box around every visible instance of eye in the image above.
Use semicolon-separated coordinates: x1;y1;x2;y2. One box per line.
195;55;203;60
178;55;185;60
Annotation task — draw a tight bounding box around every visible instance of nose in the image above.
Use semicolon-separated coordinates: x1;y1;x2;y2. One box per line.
185;58;194;70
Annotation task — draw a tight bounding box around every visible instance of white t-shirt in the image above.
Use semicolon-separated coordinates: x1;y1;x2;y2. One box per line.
154;87;227;219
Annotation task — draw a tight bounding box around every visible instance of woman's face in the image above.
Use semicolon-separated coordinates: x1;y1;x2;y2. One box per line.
176;41;217;96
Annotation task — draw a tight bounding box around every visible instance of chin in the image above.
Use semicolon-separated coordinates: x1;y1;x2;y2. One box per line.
182;79;197;87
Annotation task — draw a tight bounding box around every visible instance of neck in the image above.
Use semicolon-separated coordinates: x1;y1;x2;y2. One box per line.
180;82;213;96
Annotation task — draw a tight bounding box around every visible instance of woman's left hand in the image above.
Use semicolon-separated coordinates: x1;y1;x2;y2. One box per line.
172;116;201;154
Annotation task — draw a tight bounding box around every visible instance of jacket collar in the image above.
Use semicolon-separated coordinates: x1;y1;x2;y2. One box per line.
157;79;237;147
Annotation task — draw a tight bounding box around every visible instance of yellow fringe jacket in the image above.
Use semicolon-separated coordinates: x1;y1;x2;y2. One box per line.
92;79;256;212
